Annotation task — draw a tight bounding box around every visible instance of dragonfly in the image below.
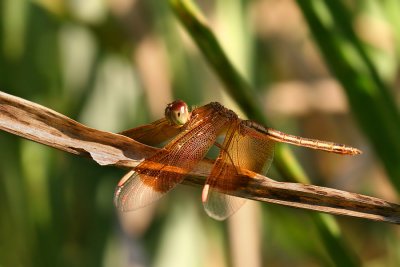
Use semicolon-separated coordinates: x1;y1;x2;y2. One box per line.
115;100;361;220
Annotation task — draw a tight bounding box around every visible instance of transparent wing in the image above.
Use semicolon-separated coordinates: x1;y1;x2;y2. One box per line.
114;170;164;211
115;105;231;211
203;121;275;220
119;118;183;146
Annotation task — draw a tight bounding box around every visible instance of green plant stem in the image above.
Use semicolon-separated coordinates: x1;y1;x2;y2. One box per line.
296;0;400;192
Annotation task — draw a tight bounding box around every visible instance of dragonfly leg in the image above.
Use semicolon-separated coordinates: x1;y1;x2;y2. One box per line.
213;142;239;173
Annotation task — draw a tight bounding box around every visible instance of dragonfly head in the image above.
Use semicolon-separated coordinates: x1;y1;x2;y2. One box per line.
165;100;191;126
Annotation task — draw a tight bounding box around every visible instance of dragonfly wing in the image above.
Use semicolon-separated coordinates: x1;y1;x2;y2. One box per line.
235;122;276;175
114;169;164;211
203;121;276;220
119;118;183;146
115;105;231;211
203;183;245;220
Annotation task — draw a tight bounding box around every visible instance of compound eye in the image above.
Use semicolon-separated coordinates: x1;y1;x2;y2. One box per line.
165;100;190;126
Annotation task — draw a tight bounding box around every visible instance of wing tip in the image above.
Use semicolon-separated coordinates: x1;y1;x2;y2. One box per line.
113;171;167;213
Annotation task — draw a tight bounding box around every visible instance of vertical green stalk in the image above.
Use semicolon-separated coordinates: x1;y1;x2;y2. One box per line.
296;0;400;192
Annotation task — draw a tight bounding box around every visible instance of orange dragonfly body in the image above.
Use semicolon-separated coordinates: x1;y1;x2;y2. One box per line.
115;100;361;220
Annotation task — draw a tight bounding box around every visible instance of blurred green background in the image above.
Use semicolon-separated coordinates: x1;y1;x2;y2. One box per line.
1;0;400;266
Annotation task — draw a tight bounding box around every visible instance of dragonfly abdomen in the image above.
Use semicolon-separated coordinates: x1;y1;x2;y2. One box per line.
243;120;362;155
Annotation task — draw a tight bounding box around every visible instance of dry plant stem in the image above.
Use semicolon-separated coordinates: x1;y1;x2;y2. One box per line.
1;91;400;224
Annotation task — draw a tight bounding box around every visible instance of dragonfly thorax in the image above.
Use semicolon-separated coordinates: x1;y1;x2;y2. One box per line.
209;102;238;119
